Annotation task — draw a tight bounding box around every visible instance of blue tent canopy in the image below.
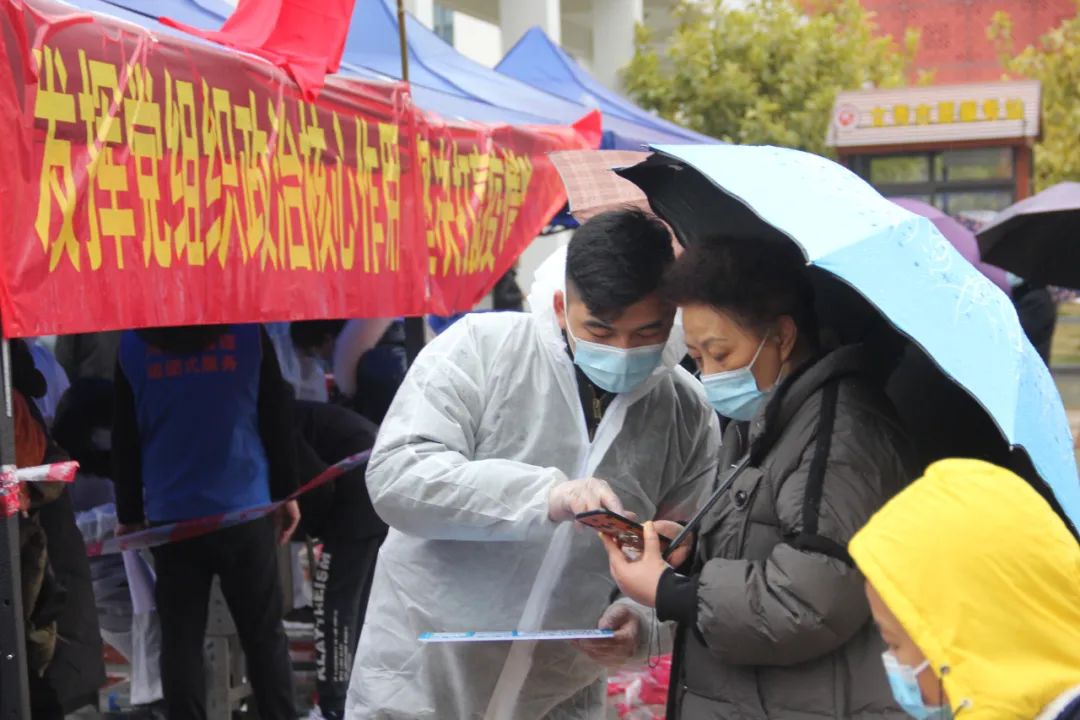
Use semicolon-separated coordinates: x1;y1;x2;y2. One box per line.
96;0;708;148
342;0;675;148
90;0;593;130
64;0;233;43
497;27;717;146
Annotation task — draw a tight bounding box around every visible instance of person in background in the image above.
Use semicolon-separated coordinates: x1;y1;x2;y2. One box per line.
601;237;911;719
293;401;385;720
1008;273;1057;364
345;321;407;425
849;459;1080;720
285;318;407;425
330;318;405;425
52;379;116;513
55;331;122;382
492;266;525;311
26;339;70;428
10;338;105;719
13;386;66;720
346;208;720;720
266;322;329;404
112;325;300;720
53;378;166;715
288;320;347;402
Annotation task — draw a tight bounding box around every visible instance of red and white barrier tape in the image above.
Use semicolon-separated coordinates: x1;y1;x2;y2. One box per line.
1;461;79;517
85;450;371;556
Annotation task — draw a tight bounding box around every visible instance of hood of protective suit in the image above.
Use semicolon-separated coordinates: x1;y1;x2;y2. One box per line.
849;459;1080;720
525;244;687;373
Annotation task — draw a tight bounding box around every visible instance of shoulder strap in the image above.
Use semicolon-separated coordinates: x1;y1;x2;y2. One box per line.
786;381;854;567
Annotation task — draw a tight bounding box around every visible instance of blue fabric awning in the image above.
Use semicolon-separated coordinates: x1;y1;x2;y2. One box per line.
66;0;698;151
497;27;718;147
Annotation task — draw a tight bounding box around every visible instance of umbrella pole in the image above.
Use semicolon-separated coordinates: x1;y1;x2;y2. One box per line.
397;0;426;365
0;337;32;719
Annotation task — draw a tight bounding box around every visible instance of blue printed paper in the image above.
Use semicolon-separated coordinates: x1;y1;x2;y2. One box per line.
419;629;615;643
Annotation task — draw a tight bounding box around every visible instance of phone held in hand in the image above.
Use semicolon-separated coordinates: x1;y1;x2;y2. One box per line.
575;509;671;551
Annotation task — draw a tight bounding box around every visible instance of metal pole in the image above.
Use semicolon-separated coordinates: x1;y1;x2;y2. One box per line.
0;338;32;720
396;0;427;365
396;0;410;84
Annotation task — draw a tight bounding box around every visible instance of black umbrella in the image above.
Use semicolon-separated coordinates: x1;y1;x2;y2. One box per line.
976;182;1080;289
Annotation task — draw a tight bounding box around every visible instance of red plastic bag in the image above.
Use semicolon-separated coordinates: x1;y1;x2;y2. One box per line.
607;655;671;719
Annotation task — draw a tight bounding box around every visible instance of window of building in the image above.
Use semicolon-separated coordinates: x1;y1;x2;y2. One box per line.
853;147;1016;214
434;4;454;45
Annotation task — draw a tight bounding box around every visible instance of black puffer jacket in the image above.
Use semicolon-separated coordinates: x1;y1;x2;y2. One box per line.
660;346;913;719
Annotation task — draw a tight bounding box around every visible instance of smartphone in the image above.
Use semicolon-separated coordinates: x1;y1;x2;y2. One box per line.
575;509;671;551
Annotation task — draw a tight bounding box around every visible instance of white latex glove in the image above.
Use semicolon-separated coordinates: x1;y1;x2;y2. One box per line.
548;477;625;523
572;603;642;667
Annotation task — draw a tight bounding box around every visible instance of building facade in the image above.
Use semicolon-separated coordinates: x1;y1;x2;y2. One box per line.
829;1;1072;210
405;0;672;89
829;81;1042;216
863;0;1076;83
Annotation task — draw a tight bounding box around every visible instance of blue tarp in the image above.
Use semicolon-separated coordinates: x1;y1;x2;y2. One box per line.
86;0;582;128
87;0;705;149
497;27;717;146
62;0;232;42
341;0;673;148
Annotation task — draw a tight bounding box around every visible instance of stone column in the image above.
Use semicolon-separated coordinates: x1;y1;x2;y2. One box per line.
499;0;560;52
591;0;643;90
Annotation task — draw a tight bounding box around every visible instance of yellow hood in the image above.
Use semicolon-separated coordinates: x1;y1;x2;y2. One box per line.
849;459;1080;719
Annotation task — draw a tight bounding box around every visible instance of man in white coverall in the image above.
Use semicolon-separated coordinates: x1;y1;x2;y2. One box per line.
345;208;720;719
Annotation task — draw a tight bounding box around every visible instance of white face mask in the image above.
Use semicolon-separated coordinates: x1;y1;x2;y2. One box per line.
700;335;777;421
564;305;666;394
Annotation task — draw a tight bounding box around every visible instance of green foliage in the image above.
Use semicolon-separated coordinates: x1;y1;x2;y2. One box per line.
989;3;1080;190
621;0;927;156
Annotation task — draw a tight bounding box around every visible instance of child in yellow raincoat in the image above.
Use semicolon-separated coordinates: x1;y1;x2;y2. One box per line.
850;459;1080;720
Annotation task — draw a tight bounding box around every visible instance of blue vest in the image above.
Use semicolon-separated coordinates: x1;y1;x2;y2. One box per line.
119;326;271;523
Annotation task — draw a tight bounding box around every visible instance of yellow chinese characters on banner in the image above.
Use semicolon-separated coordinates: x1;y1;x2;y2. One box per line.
29;40;544;294
31;43;407;278
870;97;1026;129
2;0;593;337
416;133;533;280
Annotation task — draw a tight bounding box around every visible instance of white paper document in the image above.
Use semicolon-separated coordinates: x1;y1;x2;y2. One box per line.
419;629;615;643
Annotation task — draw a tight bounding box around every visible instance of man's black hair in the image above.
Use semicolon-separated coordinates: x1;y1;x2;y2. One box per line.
565;207;674;319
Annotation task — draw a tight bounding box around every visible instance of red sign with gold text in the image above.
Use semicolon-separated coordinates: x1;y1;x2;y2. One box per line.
0;0;597;337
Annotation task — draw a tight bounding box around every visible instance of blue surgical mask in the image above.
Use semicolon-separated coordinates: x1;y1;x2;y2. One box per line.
565;308;666;394
882;652;951;720
700;336;773;421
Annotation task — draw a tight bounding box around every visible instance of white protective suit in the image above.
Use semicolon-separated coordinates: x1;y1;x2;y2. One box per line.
346;247;720;720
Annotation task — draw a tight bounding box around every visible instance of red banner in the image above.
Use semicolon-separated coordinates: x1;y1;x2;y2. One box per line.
0;0;598;338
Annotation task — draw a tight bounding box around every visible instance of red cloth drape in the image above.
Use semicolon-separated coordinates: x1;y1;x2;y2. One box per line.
162;0;355;99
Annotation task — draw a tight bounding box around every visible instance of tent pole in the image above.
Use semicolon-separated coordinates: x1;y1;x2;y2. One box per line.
0;337;31;720
396;0;410;84
397;0;426;365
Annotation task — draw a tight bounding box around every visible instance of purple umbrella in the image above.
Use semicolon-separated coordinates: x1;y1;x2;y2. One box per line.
890;197;1011;295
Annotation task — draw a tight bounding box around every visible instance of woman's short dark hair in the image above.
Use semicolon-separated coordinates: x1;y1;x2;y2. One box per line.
662;237;818;345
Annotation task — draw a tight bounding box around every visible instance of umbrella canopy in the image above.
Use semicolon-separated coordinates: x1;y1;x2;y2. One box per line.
889;197;1011;295
976;182;1080;289
618;145;1080;532
550;150;650;222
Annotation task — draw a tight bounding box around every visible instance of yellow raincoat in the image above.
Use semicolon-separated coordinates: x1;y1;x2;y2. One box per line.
850;459;1080;720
